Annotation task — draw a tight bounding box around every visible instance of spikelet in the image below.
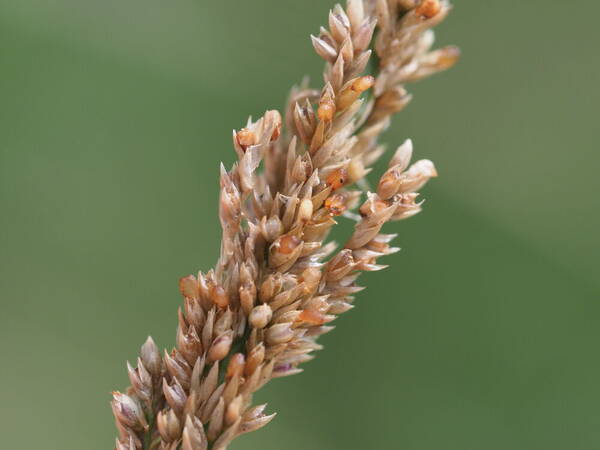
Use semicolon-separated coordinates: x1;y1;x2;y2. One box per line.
112;1;457;448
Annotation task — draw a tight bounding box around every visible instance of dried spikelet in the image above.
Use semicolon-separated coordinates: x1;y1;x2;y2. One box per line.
112;1;457;448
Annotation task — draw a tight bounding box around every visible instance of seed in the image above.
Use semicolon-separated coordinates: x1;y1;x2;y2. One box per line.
317;99;336;122
351;75;375;93
210;284;230;309
266;110;282;141
297;198;314;223
360;199;390;217
377;168;402;199
207;332;233;362
236;128;256;150
245;343;265;376
265;323;294;345
226;353;246;380
225;395;243;425
336;76;375;110
178;275;199;300
298;309;326;325
436;46;461;70
279;235;302;255
249;304;273;329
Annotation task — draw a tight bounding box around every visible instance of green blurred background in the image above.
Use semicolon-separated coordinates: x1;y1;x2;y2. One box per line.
1;1;599;448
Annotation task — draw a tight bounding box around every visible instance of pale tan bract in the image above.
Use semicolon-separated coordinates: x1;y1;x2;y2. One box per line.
112;1;458;448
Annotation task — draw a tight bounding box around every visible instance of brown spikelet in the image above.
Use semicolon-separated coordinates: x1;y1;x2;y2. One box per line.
112;0;457;448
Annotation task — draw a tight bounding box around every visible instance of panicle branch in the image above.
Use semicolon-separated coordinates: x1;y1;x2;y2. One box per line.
113;1;457;448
